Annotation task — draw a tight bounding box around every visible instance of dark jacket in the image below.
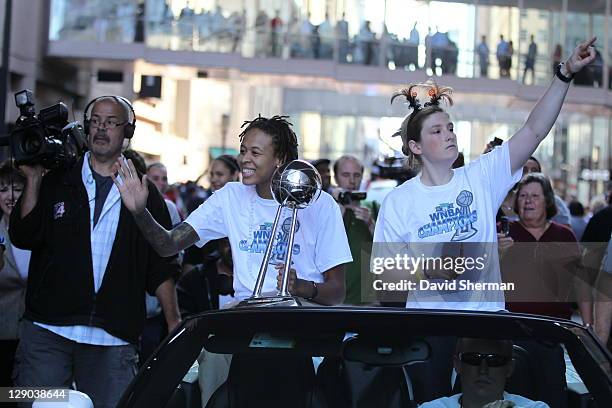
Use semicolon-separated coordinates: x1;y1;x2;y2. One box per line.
9;157;179;344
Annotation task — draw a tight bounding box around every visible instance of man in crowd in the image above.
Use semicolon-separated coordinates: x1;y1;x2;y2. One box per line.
312;158;332;193
10;96;181;408
147;162;182;227
333;155;376;305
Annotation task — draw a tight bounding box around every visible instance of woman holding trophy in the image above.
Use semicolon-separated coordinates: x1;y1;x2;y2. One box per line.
112;114;352;307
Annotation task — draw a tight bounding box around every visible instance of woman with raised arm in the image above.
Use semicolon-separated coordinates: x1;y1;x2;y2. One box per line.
112;115;352;307
372;38;595;403
373;37;596;312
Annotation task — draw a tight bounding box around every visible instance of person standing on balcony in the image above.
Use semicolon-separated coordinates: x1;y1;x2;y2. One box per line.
523;34;538;84
507;40;515;78
336;12;349;63
552;44;563;74
254;10;269;57
408;22;420;69
318;13;334;60
496;35;509;77
270;10;283;57
477;35;490;78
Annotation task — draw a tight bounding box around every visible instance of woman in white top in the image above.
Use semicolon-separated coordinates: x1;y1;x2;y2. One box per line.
374;38;596;311
112;115;351;306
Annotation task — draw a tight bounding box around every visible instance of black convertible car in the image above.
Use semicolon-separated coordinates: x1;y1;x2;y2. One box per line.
116;307;612;408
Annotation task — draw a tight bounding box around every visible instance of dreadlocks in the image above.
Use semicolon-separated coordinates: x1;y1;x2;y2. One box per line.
238;115;299;164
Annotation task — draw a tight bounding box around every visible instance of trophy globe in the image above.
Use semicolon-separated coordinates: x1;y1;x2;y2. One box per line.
271;160;322;208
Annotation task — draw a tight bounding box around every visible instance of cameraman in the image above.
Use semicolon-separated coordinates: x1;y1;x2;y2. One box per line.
10;96;181;408
333;155;376;305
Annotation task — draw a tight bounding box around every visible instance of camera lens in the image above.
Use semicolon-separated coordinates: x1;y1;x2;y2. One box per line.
21;134;42;154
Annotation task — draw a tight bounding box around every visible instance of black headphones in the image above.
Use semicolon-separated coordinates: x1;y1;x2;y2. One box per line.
83;95;136;139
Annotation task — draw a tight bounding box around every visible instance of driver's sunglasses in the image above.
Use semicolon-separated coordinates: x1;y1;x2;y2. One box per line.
459;352;511;367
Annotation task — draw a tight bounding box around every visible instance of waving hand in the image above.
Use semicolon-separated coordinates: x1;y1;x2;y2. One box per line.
111;158;149;214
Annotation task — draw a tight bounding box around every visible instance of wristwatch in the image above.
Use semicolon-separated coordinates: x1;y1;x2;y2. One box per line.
555;62;574;83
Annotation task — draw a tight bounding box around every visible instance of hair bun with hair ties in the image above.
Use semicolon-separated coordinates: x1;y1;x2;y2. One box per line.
391;80;454;114
390;80;454;138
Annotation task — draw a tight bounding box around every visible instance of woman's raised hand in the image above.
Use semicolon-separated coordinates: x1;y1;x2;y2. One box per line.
111;158;149;215
565;37;597;74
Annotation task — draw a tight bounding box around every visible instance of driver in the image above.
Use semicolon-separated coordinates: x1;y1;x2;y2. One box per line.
420;338;549;408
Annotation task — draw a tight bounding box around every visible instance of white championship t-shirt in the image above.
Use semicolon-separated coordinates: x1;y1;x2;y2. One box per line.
373;142;522;311
185;182;353;302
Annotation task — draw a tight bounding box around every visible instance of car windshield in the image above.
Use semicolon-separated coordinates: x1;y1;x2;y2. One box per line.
118;308;612;408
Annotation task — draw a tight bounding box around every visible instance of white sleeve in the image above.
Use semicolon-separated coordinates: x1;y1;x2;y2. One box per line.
472;142;522;208
373;192;407;243
183;189;228;248
314;196;353;273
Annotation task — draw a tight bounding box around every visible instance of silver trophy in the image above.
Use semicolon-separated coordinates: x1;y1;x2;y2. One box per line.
237;160;322;308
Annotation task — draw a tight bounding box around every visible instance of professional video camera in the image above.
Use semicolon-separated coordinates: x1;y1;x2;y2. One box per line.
337;191;367;205
0;90;86;169
372;156;416;184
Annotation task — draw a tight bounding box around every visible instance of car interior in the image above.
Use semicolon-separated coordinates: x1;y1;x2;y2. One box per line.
117;308;612;408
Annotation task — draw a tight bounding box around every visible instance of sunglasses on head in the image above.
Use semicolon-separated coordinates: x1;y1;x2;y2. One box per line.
459;352;511;367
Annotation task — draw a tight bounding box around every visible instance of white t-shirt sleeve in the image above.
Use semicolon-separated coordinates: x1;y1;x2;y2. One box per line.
473;142;522;208
373;190;408;243
313;196;353;273
183;188;229;248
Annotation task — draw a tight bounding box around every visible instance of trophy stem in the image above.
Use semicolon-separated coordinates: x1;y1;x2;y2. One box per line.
251;204;284;298
279;205;299;297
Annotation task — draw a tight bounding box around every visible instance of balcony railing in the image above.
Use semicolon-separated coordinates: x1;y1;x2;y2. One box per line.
50;14;610;90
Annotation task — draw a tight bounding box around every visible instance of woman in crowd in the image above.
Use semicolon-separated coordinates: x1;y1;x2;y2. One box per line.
499;173;581;408
501;173;583;319
182;154;240;275
0;161;30;386
185;155;240;214
209;154;240;193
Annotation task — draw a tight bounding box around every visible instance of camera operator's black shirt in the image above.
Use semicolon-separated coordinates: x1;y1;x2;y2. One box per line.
91;169;113;227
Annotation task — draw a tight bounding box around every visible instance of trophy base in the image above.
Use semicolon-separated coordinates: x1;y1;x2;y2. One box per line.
236;295;303;308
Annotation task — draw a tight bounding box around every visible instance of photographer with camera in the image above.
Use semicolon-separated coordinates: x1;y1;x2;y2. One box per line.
332;155;376;305
9;95;181;408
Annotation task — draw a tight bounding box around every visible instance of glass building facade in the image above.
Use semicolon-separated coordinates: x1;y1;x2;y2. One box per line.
48;0;611;205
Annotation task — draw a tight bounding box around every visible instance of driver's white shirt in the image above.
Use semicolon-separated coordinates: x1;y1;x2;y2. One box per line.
419;392;550;408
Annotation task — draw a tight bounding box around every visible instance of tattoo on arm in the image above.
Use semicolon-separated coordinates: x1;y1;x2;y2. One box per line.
170;222;200;252
133;211;199;256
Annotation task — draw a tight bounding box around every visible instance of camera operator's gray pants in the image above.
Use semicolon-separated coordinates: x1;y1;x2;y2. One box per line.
13;320;138;408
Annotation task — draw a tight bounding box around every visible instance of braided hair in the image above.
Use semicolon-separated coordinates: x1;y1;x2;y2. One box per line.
238;115;299;164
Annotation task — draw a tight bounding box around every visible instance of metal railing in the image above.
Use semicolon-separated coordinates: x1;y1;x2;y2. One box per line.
50;14;610;89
